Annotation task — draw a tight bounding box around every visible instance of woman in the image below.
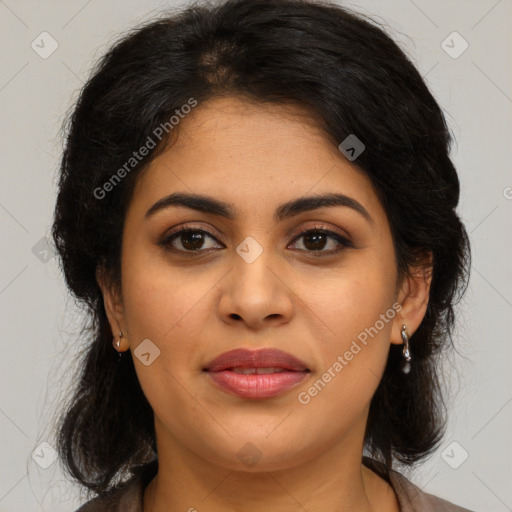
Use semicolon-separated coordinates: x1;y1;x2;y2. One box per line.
51;0;473;510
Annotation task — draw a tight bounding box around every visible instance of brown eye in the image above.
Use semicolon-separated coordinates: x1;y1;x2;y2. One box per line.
160;228;223;253
159;225;351;257
302;232;329;251
289;228;352;255
176;231;207;251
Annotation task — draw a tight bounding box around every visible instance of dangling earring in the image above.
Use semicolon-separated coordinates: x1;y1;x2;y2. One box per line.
113;331;123;362
400;324;411;374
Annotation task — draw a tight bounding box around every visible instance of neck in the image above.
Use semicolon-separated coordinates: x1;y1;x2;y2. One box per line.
143;420;398;512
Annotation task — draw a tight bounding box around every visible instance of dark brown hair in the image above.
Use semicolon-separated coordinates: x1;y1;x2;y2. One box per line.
52;0;470;497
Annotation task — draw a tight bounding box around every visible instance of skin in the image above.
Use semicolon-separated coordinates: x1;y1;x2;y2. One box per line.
98;96;432;512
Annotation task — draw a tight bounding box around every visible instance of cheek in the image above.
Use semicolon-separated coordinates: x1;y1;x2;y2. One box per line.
119;259;211;424
121;247;215;341
119;251;222;412
296;285;396;440
300;252;397;408
309;257;397;351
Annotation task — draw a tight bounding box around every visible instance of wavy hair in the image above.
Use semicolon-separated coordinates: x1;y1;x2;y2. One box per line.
52;0;471;496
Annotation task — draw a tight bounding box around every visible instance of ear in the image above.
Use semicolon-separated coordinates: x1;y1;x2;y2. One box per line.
390;250;433;345
96;265;128;349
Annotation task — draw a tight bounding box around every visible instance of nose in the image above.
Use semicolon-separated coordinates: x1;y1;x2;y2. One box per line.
217;246;294;331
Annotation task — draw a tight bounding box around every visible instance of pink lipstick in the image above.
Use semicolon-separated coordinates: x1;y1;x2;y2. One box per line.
203;348;310;399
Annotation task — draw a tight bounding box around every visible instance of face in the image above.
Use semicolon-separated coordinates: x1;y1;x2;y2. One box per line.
101;96;429;473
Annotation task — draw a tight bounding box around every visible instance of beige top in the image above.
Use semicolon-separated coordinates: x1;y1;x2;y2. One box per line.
75;458;475;511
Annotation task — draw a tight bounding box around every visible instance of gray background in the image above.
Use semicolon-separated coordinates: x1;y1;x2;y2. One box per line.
1;0;511;510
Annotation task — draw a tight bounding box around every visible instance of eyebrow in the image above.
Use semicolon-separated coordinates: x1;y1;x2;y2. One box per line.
145;192;373;225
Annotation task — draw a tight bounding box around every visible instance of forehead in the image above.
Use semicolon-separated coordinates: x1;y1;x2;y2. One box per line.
129;96;384;224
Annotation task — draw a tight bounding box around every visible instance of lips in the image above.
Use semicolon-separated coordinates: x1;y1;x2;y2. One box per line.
203;348;310;399
204;348;310;373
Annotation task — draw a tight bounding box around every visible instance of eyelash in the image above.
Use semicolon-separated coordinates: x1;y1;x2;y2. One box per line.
158;223;353;257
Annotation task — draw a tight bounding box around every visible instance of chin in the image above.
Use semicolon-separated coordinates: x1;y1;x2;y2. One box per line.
196;434;315;473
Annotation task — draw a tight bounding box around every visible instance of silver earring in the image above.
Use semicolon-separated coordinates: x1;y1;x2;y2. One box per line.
400;325;411;374
114;331;122;350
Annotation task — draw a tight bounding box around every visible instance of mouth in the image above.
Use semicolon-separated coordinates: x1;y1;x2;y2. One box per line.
203;348;311;399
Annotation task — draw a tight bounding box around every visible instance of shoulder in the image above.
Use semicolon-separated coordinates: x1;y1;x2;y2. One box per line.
74;478;143;512
73;460;158;512
363;457;476;512
389;469;475;512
